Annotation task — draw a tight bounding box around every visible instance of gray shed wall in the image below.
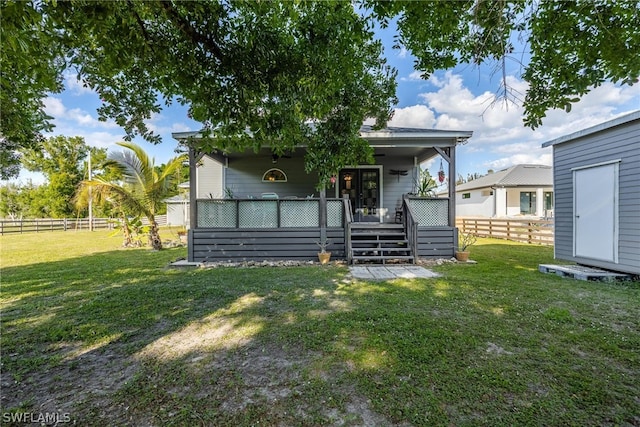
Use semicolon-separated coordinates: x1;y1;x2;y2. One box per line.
552;118;640;274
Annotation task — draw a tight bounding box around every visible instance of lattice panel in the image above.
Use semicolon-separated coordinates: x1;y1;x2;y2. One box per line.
280;201;319;227
409;198;449;226
197;201;236;228
327;200;343;227
238;201;278;228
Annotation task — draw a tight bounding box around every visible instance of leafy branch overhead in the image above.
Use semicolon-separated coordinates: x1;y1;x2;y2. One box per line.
367;0;640;128
2;0;638;180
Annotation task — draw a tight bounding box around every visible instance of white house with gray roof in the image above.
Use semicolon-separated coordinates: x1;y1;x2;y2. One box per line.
455;164;553;218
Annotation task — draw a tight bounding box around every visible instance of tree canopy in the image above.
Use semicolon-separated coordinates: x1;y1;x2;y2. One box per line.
367;0;640;128
1;0;396;187
2;0;638;183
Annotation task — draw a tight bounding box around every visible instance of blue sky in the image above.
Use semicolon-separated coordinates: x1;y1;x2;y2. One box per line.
12;24;640;185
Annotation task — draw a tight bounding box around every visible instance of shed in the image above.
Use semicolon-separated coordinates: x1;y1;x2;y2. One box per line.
541;111;640;275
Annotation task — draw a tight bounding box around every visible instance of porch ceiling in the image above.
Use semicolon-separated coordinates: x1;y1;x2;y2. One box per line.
207;146;440;163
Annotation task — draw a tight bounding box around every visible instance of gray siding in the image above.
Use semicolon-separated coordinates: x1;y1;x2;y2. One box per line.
190;228;345;262
226;154;416;219
417;226;456;258
189;226;456;262
552;118;640;274
225;156;319;199
377;156;417;222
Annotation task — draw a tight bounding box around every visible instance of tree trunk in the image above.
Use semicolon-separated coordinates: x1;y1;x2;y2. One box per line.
148;217;162;250
121;212;134;247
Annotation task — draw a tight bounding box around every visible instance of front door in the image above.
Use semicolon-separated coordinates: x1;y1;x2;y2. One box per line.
339;168;380;222
574;163;618;262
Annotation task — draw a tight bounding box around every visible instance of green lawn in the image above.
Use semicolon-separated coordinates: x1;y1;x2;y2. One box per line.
1;231;639;426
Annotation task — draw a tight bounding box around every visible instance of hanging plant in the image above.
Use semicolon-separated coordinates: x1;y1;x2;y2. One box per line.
438;160;446;183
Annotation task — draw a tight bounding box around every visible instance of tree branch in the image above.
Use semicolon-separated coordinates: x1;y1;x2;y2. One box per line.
158;0;224;62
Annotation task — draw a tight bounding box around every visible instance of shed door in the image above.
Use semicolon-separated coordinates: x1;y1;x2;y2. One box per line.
574;163;618;262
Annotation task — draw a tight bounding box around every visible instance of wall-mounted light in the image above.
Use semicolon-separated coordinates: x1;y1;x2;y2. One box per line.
343;173;352;189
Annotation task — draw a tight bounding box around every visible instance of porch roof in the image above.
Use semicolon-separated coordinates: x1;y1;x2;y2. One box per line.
173;125;473;163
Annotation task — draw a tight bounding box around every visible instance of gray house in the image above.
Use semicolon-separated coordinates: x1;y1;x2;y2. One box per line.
173;126;473;264
542;111;640;275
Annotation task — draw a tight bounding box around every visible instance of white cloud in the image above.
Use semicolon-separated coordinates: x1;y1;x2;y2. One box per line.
44;96;118;129
400;70;423;82
63;72;95;96
388;105;436;128
44;97;66;117
408;71;639;175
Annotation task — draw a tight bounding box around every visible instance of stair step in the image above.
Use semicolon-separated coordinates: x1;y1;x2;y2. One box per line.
351;239;409;246
351;222;403;229
351;232;407;238
352;255;414;260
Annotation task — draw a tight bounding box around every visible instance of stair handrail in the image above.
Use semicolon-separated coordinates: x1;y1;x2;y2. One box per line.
342;198;354;264
402;196;419;264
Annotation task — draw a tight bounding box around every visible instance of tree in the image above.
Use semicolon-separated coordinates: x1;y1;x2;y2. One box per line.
77;142;186;250
0;2;63;179
21;135;89;217
2;1;396;187
367;0;640;128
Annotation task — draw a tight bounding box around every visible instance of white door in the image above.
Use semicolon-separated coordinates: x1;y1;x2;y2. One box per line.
573;162;618;262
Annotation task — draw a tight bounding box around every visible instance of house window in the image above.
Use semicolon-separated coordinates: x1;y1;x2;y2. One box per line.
520;191;536;214
462;193;471;199
544;191;553;210
262;168;287;182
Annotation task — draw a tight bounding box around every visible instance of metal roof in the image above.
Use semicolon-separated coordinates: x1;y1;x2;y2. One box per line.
456;164;553;192
173;125;473;146
541;110;640;148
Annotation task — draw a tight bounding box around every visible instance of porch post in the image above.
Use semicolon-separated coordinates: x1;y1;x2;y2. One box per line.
188;147;198;230
448;146;456;227
319;188;327;242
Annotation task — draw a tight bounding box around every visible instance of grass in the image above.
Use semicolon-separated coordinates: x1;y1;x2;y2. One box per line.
1;231;639;426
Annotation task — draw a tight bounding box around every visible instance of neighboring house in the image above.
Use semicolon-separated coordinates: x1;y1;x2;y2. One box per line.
164;188;189;227
164;155;225;227
455;164;554;218
542;111;640;275
173;125;473;264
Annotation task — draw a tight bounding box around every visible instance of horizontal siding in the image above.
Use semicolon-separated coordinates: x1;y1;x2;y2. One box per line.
417;226;456;258
190;226;457;262
551;117;640;274
191;228;345;262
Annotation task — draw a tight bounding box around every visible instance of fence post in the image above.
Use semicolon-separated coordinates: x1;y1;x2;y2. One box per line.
64;218;67;231
528;222;533;244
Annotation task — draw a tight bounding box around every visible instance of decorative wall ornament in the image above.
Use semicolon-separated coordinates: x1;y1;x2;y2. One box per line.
262;168;287;182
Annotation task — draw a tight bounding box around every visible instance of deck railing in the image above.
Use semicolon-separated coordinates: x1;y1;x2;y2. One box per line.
403;197;419;263
196;198;344;228
405;197;449;226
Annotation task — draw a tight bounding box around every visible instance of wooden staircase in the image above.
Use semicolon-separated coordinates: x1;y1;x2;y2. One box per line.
349;223;415;264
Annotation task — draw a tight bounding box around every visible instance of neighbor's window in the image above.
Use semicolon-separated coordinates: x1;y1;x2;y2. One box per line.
262;168;287;182
462;193;471;199
520;191;536;214
544;191;553;210
481;190;493;197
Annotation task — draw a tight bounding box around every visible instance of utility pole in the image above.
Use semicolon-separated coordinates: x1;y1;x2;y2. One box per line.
88;152;93;231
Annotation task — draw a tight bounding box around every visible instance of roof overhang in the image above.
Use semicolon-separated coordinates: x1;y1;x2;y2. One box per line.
173;127;473;163
541;110;640;148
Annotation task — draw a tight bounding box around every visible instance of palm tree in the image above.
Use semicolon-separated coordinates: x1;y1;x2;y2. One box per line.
77;142;187;250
